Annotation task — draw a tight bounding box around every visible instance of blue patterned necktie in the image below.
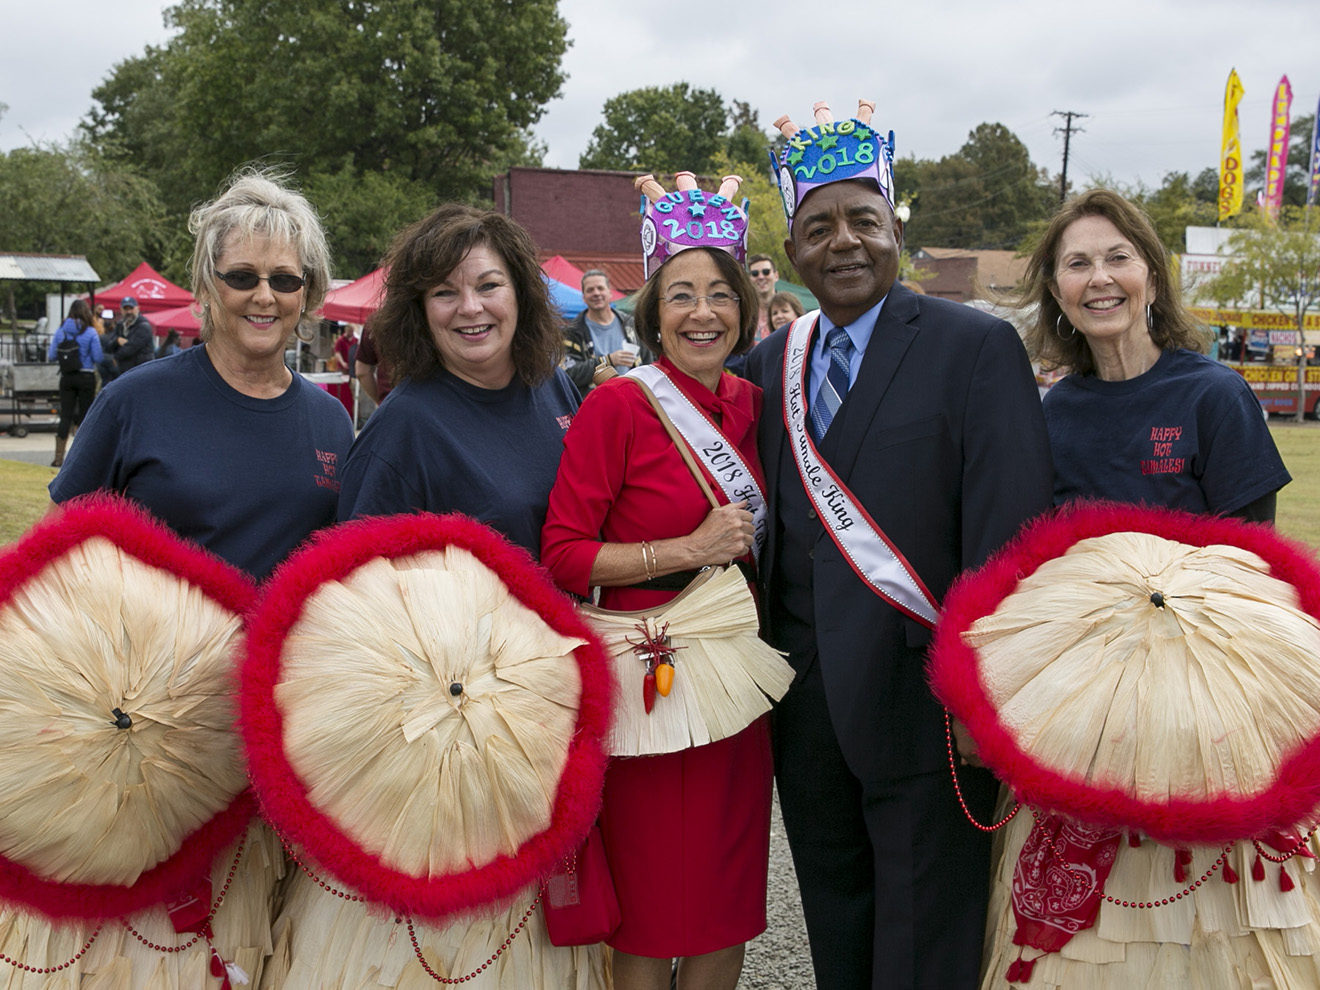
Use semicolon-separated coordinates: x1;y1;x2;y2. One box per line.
810;325;852;443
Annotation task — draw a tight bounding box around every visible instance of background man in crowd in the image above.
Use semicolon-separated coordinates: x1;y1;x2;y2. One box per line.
746;105;1052;988
746;253;779;341
109;296;155;376
562;268;648;395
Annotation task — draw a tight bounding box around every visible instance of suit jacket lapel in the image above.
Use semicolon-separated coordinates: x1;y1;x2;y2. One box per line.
823;284;921;480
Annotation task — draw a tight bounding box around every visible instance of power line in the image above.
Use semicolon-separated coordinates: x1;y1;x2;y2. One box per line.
1052;110;1089;202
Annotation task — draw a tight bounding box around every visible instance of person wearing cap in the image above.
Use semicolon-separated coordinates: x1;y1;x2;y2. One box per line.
112;296;155;375
744;100;1053;988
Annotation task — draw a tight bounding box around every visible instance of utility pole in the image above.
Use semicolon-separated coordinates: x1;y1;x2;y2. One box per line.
1052;110;1088;203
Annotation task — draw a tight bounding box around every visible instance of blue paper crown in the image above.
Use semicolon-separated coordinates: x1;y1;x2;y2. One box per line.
770;100;896;230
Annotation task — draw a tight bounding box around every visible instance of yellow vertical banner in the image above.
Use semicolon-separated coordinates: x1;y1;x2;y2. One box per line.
1264;75;1294;220
1219;69;1245;221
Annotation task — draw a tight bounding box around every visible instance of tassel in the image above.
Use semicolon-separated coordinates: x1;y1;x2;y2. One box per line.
1223;861;1239;884
1017;957;1036;981
1128;832;1142;848
1281;866;1296;893
1252;854;1266;882
210;947;234;990
1174;849;1192;883
1005;959;1022;982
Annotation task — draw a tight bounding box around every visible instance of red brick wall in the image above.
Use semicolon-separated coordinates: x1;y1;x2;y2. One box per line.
493;167;642;255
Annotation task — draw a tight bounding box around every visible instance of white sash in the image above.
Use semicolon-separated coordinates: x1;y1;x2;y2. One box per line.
782;311;940;627
627;364;767;563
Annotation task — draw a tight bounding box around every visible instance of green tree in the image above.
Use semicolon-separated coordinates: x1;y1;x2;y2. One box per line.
1126;171;1220;254
899;123;1056;251
0;139;166;317
1198;206;1320;422
84;0;569;276
579;84;731;175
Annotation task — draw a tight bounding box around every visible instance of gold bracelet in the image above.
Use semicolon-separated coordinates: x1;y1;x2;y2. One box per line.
641;540;657;581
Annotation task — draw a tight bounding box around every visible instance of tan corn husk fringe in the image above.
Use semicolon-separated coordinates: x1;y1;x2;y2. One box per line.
261;869;610;989
982;790;1320;989
964;533;1320;804
0;820;284;989
580;566;793;756
0;535;247;887
275;547;588;876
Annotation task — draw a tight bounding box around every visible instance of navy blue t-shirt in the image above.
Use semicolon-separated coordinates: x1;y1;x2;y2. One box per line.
1044;348;1291;514
337;367;579;556
51;345;354;579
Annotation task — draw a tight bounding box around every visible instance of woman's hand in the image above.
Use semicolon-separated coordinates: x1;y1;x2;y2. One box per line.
684;500;754;567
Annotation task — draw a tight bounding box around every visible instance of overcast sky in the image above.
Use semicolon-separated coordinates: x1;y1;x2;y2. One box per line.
4;0;1318;195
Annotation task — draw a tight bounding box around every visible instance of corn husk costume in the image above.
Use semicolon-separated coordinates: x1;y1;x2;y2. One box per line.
929;501;1320;989
240;513;613;988
0;496;280;988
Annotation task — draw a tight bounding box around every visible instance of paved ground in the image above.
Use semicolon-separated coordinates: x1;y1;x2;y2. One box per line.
0;425;60;466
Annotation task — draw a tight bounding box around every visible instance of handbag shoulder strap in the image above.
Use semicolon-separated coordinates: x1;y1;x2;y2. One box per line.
617;374;721;511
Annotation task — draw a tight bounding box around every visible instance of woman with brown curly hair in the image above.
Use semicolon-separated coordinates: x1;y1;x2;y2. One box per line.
336;203;579;553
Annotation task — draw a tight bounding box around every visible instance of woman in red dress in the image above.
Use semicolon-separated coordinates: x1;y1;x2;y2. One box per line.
542;176;771;990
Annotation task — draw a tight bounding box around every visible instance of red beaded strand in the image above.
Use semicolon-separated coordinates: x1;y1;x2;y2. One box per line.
273;828;368;903
405;895;541;985
944;711;1020;832
122;834;248;951
1252;828;1317;863
0;925;102;974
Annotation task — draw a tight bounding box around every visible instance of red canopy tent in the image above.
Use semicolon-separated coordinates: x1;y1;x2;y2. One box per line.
541;255;624;301
89;263;194;315
147;303;203;337
321;269;386;324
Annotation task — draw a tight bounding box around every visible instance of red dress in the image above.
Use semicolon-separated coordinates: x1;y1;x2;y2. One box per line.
541;358;773;957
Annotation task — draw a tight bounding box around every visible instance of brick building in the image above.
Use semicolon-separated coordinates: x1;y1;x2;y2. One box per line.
492;166;646;291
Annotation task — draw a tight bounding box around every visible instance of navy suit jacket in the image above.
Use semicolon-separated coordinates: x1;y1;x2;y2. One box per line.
746;283;1053;782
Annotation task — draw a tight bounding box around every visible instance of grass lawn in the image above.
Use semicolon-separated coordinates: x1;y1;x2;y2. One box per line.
1270;422;1320;548
0;459;55;545
1;425;1317;550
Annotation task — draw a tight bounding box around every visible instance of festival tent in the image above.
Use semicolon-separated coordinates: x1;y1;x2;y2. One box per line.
147;303;203;337
541;256;625;301
89;263;194;314
321;268;386;324
320;266;589;323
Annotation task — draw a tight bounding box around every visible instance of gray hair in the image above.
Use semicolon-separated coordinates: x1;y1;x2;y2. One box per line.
580;268;610;290
189;167;332;343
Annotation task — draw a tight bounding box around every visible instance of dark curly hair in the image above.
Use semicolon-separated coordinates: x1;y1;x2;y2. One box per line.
373;204;561;387
632;248;759;357
1018;188;1208;375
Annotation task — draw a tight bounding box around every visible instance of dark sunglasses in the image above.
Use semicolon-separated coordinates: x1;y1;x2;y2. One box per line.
214;270;307;293
749;268;774;277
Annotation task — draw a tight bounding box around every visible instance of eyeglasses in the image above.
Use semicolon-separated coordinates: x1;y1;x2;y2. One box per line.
1054;253;1145;282
661;291;740;310
749;268;774;278
214;270;308;293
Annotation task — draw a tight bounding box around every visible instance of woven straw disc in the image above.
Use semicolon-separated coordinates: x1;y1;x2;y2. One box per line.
965;531;1320;804
275;546;586;877
0;535;246;887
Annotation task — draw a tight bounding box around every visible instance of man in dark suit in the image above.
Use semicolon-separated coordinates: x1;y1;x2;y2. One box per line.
746;102;1053;988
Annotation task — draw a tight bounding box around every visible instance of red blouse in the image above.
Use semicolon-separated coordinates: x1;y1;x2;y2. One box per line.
541;357;766;612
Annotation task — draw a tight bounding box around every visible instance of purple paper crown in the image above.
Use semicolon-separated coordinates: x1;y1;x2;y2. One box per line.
637;172;750;280
770;100;896;230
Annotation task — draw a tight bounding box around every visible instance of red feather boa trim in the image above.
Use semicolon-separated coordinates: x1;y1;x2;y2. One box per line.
240;512;613;922
929;499;1320;846
0;494;257;920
